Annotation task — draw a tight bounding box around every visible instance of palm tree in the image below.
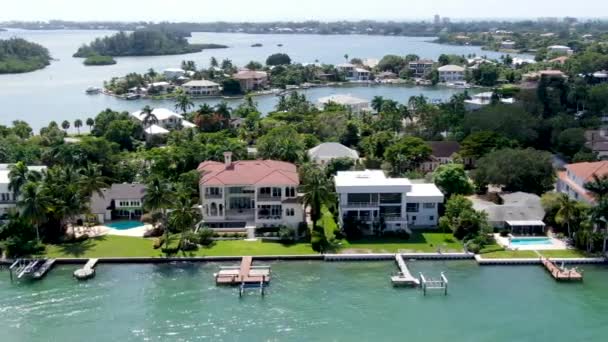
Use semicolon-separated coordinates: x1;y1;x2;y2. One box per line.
8;162;30;197
584;174;608;202
77;164;111;199
174;89;194;115
140;105;158;134
300;164;334;225
74;119;83;135
18;181;50;241
555;194;579;238
143;178;176;246
344;54;349;62
86;118;94;131
61;120;70;132
215;101;232;127
210;57;219;68
170;191;199;250
371;96;384;113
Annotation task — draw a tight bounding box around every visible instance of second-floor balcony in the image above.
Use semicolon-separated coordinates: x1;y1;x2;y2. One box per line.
341;201;380;208
226;209;255;220
257;195;282;202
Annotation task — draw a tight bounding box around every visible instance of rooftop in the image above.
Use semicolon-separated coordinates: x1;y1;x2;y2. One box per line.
182;80;220;87
406;183;444;198
470;192;545;224
198;160;299;186
317;94;369;106
89;183;146;214
132;108;182;122
233;70;268;80
427;141;461;158
308;142;360;160
438;65;465;72
335;170;411;188
565;161;608;182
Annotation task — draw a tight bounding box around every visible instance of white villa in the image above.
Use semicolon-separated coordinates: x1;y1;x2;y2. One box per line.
131;108;196;136
437;65;466;83
308;142;359;165
0;164;47;220
334;170;444;233
197;153;304;229
337;63;371;81
163;68;186;79
317;94;371;113
464;92;515;111
182;80;221;96
547;45;574;55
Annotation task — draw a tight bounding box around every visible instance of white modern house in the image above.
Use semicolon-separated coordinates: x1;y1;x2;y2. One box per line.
437;65;466;83
334;170;444;233
131;108;196;136
0;164;47;220
182;80;221;96
547;45;574;55
163;68;186;79
337;63;371;81
308;142;359;165
317;94;371;114
88;183;146;223
464;92;515;111
198;153;304;229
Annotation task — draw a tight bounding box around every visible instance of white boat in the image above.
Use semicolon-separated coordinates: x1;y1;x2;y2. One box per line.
85;86;102;94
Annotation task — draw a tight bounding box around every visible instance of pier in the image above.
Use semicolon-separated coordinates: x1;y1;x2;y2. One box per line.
391;254;420;286
73;258;98;280
8;258;56;281
419;273;448;295
542;258;583;281
214;256;271;286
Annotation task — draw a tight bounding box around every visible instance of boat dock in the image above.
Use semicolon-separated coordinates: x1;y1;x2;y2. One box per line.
542;258;583;281
8;258;56;281
420;273;448;295
391;254;420;286
73;258;98;280
32;259;56;279
215;256;271;286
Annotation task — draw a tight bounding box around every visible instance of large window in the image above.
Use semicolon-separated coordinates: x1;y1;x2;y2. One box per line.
406;203;419;212
285;187;296;198
206;187;222;197
379;193;401;204
347;193;378;205
258;205;282;219
423;203;436;209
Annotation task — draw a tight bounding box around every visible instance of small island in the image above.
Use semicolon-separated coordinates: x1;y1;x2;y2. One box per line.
251;43;263;47
83;55;117;66
0;38;52;74
73;30;227;58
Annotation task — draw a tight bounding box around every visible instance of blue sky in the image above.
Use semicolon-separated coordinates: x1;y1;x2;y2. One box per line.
1;0;606;22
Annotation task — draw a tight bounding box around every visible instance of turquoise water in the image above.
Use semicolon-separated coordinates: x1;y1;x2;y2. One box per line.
105;220;145;230
511;237;552;246
1;261;607;341
0;29;531;130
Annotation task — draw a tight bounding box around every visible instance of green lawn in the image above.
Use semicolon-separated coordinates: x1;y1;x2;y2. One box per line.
538;249;589;258
339;231;463;253
44;235;316;258
480;250;539;259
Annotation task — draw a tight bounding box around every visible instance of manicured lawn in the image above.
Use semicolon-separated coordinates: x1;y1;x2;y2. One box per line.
539;249;590;258
339;231;463;253
480;250;539;259
43;235;316;258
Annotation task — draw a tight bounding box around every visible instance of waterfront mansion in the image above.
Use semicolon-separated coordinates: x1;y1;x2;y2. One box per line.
0;164;47;221
334;170;444;233
197;153;304;229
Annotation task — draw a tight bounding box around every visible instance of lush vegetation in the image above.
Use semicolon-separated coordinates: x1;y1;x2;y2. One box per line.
83;55;116;66
73;30;227;57
0;38;51;74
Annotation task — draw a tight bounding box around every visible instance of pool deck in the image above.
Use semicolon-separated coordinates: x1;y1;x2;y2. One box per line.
70;224;154;238
494;234;568;251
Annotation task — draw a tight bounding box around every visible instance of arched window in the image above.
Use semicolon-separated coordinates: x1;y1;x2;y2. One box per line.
219;204;224;216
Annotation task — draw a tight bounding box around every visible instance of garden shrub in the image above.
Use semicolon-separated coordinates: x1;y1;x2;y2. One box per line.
197;228;214;246
278;227;296;244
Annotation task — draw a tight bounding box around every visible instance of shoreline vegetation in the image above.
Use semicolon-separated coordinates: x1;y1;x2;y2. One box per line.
0;38;51;74
72;30;228;58
83;55;116;66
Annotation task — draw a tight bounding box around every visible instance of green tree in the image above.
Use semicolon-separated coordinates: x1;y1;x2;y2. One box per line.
460;131;513;161
257;126;305;163
174;89;194;115
433;164;473;198
384;136;432;176
85;118;95;132
61;120;70;132
74;119;83;135
555;194;579;238
143;178;176;247
556;128;586;158
8;161;41;197
266;53;291;66
210;57;218;68
169;189;200;250
438;195;488;241
17;181;50;241
11;120;33;139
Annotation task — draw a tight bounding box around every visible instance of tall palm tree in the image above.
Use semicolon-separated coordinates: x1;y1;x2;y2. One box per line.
86;118;94;132
584;174;608;202
74;119;83;135
300;164;334;225
170;191;199;250
215;101;232;127
18;181;50;241
8;162;29;197
555;194;579;238
143;178;176;246
140;105;158;134
61;120;70;132
174;89;194;115
371;96;385;113
77;164;111;199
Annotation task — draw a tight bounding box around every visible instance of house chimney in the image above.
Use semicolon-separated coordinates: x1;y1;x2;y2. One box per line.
223;152;233;166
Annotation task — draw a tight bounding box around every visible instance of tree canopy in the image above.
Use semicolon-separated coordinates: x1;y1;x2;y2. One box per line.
0;38;51;74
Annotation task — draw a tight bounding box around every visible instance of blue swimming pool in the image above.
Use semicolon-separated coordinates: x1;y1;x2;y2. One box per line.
105;220;144;230
510;237;552;246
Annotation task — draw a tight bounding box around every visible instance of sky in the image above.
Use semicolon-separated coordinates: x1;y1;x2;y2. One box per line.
0;0;606;22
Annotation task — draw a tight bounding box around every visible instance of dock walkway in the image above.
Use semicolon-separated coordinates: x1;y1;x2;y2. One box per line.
32;259;56;279
542;258;583;281
215;256;271;285
391;254;420;286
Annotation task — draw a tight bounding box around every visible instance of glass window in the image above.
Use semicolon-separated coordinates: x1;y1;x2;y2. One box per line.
379;193;401;204
429;216;434;221
406;203;419;212
423;203;436;209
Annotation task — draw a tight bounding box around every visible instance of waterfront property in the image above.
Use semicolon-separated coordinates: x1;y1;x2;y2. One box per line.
0;164;47;221
131;107;196;136
408;59;434;78
336;63;371;81
547;44;574;55
197;152;304;230
463;92;515;111
316;94;371;113
87;183;146;223
334;170;444;233
470;192;546;233
233;70;269;91
419;141;461;172
307;142;359;165
181;79;221;96
557;161;608;204
162;68;186;79
437;64;465;83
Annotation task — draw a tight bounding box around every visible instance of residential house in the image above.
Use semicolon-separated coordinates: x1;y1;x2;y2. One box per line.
464;92;515;111
500;40;516;49
233;70;268;91
585;128;608;159
308;142;360;165
557;161;608;204
198;153;304;229
0;164;47;220
317;94;371;114
408;59;434;78
437;65;466;83
547;45;573;55
334;170;444;233
337;63;370;81
376;71;398;80
163;68;186;80
181;80;221;96
147;81;172;94
470;192;546;233
131;108;196;136
419;141;461;172
88;183;146;223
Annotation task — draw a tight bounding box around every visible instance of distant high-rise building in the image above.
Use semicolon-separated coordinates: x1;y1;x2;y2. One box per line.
434;15;441;25
442;17;451;24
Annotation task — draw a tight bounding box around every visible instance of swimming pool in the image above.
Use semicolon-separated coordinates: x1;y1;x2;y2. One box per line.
105;220;144;230
510;237;553;246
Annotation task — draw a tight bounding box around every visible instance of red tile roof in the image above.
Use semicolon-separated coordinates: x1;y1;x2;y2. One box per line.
198;160;299;186
558;171;594;202
565;161;608;182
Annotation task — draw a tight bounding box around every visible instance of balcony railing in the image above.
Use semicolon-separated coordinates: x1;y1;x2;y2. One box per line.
257;195;282;202
257;215;282;221
226;209;255;219
205;194;222;199
341;201;379;208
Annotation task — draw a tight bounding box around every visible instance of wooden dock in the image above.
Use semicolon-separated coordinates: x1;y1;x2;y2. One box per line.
73;258;98;280
542;258;583;281
32;259;56;279
391;254;420;286
215;256;271;285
